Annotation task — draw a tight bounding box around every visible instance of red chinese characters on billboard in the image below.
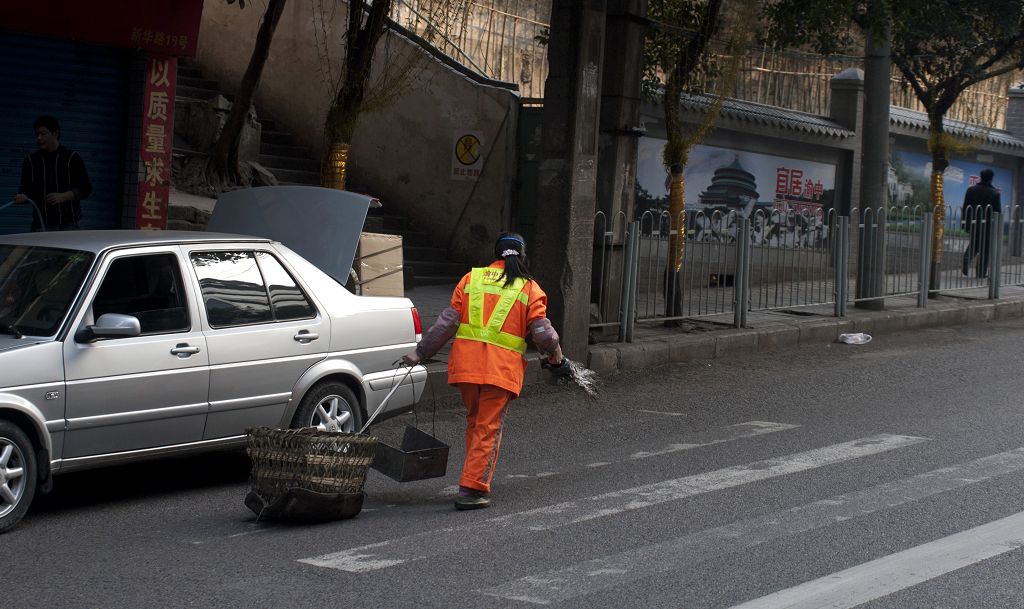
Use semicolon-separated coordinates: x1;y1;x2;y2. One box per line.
136;55;177;230
774;167;825;214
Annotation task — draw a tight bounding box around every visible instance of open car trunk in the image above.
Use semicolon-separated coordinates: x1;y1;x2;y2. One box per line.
208;186;376;285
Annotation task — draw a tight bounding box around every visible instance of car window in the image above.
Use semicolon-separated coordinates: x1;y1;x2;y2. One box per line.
255;251;316;321
190;251;273;327
0;245;94;337
92;253;189;335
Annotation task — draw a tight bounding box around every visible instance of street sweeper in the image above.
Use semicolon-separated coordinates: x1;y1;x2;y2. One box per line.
403;232;564;510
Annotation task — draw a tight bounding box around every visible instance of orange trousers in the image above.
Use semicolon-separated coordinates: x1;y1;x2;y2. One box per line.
457;383;514;493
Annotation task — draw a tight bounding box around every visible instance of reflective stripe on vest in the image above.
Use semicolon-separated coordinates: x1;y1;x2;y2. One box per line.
456;267;528;354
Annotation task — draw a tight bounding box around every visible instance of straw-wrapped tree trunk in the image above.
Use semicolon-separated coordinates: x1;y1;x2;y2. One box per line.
321;0;392;190
645;0;758;320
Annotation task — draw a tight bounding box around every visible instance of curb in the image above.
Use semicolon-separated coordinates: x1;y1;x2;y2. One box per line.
418;295;1024;407
584;296;1024;377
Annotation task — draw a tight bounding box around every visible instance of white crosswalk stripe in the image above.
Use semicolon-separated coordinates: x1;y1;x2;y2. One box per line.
299;433;926;572
503;421;798;481
724;510;1024;609
625;420;798;461
479;447;1024;604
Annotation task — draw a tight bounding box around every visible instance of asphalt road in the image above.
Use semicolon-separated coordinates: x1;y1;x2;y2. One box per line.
6;320;1024;609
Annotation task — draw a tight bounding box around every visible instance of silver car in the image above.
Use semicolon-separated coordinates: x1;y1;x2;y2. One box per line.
0;187;426;533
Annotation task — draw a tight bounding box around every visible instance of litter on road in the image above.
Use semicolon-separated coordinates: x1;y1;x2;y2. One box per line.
838;333;873;345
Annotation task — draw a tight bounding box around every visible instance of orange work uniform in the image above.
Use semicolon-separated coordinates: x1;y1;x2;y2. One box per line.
448;261;549;492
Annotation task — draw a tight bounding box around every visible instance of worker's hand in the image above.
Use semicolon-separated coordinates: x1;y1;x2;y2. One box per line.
45;192;72;205
546;345;564;366
13;194;27;203
401;350;422;366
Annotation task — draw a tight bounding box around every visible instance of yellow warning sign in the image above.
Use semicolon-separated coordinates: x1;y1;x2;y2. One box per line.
452;131;484;181
455;134;481;166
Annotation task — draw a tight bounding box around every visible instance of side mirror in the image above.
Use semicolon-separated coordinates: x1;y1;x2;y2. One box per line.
75;313;142;343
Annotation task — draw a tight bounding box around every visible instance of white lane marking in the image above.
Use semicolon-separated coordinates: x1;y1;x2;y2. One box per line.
523;434;926;531
725;510;1024;609
480;447;1024;604
507;421;798;481
190;527;271;545
298;433;925;572
629;421;798;460
633;409;687;416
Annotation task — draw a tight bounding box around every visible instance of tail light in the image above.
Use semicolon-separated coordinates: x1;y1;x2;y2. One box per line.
411;307;422;339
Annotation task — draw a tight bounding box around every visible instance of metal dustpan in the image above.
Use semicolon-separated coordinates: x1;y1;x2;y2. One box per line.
362;366;450;483
372;425;450;482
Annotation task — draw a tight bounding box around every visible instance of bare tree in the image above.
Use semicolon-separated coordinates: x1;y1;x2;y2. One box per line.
207;0;287;190
644;0;759;318
319;0;462;190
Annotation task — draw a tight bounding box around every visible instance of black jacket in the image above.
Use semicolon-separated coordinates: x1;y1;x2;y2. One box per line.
961;182;1001;228
19;145;92;230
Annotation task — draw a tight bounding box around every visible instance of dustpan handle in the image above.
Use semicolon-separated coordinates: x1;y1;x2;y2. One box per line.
359;366;416;434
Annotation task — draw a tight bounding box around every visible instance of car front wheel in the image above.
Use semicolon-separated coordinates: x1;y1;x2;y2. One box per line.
290;382;363;433
0;420;37;534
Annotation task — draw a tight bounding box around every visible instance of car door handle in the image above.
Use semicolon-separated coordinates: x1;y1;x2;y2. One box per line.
170;344;201;357
293;331;319;343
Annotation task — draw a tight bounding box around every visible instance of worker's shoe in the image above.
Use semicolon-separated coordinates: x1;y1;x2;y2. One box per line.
454;486;490;510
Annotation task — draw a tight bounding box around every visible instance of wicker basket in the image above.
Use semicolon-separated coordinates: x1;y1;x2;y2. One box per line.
246;427;378;520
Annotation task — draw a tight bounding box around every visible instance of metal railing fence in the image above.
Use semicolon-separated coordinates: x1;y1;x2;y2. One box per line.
747;207;840;314
848;206;932;308
594;203;1013;342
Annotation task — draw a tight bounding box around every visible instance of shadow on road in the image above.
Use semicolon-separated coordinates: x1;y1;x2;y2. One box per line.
31;449;252;514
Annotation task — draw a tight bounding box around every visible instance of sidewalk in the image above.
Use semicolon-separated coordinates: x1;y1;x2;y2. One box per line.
401;282;1024;403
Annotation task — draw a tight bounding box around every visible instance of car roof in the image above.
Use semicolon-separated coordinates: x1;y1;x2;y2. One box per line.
0;230;272;254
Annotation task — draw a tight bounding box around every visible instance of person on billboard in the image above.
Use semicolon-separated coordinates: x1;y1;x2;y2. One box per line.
14;115;92;231
961;168;1000;278
402;233;564;510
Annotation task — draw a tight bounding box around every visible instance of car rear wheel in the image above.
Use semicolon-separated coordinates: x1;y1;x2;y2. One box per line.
0;420;36;534
290;382;363;433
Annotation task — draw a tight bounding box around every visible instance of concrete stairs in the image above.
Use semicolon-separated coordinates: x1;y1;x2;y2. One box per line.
174;60;465;289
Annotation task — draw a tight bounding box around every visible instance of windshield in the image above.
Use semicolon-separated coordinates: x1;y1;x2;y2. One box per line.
0;245;94;337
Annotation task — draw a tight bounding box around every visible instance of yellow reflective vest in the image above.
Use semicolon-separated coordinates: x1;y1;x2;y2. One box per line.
454;267;529;354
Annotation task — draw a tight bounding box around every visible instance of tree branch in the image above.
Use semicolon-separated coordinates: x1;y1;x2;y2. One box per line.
892;55;932;111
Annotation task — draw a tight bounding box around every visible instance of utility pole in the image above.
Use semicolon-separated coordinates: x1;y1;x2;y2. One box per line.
533;0;607;360
855;3;890;310
594;0;648;329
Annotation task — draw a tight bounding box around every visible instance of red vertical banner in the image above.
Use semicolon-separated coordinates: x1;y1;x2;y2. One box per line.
136;54;177;229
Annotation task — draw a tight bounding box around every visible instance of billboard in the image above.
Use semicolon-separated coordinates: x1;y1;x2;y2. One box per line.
636;139;838;245
888;150;1014;215
1;0;203;57
636;139;837;217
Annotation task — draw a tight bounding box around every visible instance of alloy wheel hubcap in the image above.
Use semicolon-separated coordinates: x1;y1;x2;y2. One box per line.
0;439;26;518
312;395;354;433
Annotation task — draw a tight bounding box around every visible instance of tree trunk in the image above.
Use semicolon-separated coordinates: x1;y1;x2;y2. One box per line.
321;0;392;190
656;0;724;321
928;120;950;291
208;0;287;184
664;164;685;319
661;56;689;320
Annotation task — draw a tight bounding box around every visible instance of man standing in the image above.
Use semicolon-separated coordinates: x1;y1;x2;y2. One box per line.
962;168;1001;278
15;116;92;231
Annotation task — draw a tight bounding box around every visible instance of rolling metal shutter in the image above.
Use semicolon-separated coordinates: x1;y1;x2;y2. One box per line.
0;32;128;234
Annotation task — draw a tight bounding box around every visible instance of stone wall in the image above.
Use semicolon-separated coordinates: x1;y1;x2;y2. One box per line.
195;2;520;262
